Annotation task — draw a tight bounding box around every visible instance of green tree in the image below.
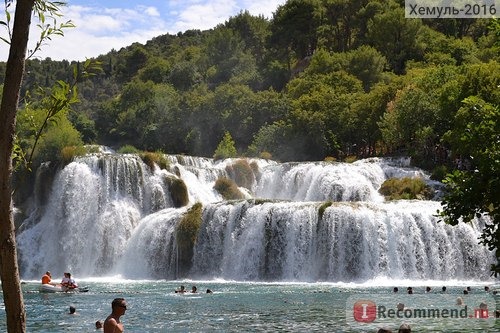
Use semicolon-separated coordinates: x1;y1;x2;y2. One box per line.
269;0;322;68
439;97;500;275
343;45;386;91
213;131;237;160
286;71;363;159
367;4;422;74
225;10;270;64
349;80;398;156
248;120;296;161
115;43;149;81
318;0;368;52
379;84;438;157
204;27;254;85
138;57;170;84
168;59;202;91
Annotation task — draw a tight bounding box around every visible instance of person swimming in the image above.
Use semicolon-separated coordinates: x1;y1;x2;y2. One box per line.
175;285;187;293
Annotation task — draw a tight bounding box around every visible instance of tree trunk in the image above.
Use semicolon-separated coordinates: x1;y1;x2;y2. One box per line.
0;0;35;332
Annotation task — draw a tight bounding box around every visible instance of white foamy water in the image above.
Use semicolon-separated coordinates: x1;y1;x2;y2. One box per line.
16;153;494;283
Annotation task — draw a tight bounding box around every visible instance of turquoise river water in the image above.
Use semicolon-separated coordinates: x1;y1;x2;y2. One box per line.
0;279;498;332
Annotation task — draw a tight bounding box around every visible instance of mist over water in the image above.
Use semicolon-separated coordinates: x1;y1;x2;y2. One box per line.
16;153;493;282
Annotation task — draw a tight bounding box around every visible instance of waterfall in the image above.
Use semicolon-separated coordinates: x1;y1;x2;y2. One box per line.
190;200;491;282
16;153;494;282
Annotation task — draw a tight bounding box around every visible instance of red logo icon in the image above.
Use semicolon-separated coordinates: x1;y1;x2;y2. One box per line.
353;300;377;322
474;308;488;319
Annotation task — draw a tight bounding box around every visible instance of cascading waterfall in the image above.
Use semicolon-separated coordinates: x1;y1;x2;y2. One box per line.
16;153;493;281
18;154;173;277
190;200;491;282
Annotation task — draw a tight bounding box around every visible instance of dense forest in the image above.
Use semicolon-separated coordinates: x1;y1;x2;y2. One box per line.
1;0;499;178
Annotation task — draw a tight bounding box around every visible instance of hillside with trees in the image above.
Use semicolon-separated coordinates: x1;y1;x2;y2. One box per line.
1;0;498;177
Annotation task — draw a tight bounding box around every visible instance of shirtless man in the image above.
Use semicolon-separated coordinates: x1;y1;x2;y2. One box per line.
103;298;127;333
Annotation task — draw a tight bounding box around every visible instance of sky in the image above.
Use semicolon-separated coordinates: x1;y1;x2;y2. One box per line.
0;0;286;62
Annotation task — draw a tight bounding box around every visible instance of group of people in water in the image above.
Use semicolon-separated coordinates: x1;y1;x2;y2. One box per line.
41;271;79;290
174;285;213;294
393;285;495;294
380;284;498;332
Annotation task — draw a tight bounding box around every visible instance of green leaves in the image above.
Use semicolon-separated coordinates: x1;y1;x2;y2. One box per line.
439;97;500;275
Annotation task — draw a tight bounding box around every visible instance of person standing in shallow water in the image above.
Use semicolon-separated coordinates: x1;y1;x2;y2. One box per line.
104;298;127;333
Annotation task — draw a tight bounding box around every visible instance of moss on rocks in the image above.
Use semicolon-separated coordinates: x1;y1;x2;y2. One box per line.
176;202;203;277
226;159;255;189
214;177;245;200
379;177;434;200
164;175;189;207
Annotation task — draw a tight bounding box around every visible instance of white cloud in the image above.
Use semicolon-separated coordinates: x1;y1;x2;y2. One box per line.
173;0;238;32
142;6;160;17
244;0;284;17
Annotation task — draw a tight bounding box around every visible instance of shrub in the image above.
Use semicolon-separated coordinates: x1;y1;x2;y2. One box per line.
33;117;84;166
214;177;245;200
226;159;255;189
176;202;203;277
156;154;169;170
60;145;86;165
431;165;448;182
118;145;140;154
379;177;434;200
344;155;358;163
260;151;272;160
140;151;169;171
